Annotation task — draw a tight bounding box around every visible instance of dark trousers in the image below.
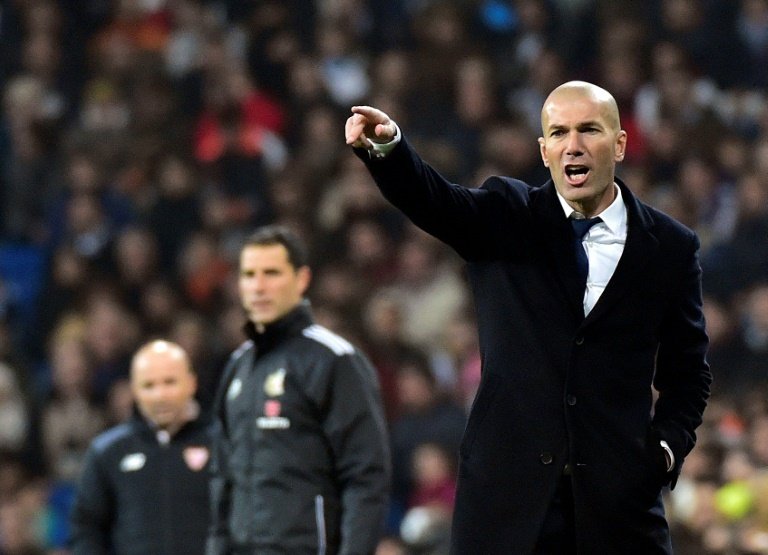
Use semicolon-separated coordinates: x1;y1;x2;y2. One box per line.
533;474;577;554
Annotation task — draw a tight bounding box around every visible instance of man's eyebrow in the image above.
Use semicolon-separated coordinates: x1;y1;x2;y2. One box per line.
577;120;603;128
547;120;604;131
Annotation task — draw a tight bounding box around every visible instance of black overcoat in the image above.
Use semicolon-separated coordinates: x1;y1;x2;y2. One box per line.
358;138;711;554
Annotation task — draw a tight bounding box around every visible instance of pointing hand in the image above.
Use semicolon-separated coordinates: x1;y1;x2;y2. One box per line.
345;106;397;150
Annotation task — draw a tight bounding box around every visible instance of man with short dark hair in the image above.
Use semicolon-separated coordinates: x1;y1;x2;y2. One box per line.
206;224;390;555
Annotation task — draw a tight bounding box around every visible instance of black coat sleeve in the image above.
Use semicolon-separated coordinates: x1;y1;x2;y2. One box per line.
652;231;712;487
69;444;114;555
205;418;232;555
318;352;391;555
356;138;533;261
205;353;240;555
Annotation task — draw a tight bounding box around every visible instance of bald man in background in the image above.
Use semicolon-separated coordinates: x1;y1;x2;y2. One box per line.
70;340;212;555
346;81;711;553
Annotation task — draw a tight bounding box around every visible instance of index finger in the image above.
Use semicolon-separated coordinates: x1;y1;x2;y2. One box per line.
350;105;387;122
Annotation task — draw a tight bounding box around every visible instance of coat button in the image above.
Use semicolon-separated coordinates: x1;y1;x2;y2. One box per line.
574;336;584;345
566;394;577;406
540;452;553;465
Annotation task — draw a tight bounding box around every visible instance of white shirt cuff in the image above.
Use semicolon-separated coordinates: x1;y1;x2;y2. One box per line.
660;440;675;472
368;123;401;159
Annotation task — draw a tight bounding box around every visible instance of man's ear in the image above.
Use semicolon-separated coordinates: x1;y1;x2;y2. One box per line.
614;130;628;162
538;137;549;167
297;266;312;296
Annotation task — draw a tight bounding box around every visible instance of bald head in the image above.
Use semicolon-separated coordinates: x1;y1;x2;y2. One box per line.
537;80;627;217
541;81;621;134
131;340;193;377
130;340;197;433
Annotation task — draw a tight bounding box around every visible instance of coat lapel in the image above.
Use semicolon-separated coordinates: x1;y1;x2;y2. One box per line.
533;181;587;321
533;179;660;327
582;180;659;326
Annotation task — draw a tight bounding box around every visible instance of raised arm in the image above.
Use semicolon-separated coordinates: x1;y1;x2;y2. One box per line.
345;106;534;261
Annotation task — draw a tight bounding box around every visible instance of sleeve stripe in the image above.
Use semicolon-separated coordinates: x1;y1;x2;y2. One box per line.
302;325;355;356
93;423;132;453
232;340;254;360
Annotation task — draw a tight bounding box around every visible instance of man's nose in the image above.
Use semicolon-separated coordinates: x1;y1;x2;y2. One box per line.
250;274;265;291
148;387;166;401
565;131;584;156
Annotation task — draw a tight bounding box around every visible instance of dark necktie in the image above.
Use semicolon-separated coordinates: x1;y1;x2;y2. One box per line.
570;216;602;292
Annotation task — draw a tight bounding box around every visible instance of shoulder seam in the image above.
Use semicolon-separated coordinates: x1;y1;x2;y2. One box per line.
231;339;254;361
92;423;133;453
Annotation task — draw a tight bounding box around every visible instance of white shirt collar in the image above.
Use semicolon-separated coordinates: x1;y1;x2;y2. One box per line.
556;183;626;236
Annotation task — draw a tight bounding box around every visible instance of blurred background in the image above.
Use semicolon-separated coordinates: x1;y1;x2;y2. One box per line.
1;0;768;553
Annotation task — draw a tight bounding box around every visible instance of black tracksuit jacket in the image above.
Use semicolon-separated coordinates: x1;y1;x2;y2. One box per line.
206;303;390;555
69;413;213;555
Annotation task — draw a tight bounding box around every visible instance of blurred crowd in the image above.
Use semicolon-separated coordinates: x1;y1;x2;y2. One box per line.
1;0;768;553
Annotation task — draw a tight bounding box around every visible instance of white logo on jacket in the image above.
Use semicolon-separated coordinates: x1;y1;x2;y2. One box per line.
120;453;146;472
227;378;242;401
264;368;286;396
257;398;290;429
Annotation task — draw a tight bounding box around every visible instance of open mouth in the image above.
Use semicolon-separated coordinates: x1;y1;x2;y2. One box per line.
565;165;590;186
